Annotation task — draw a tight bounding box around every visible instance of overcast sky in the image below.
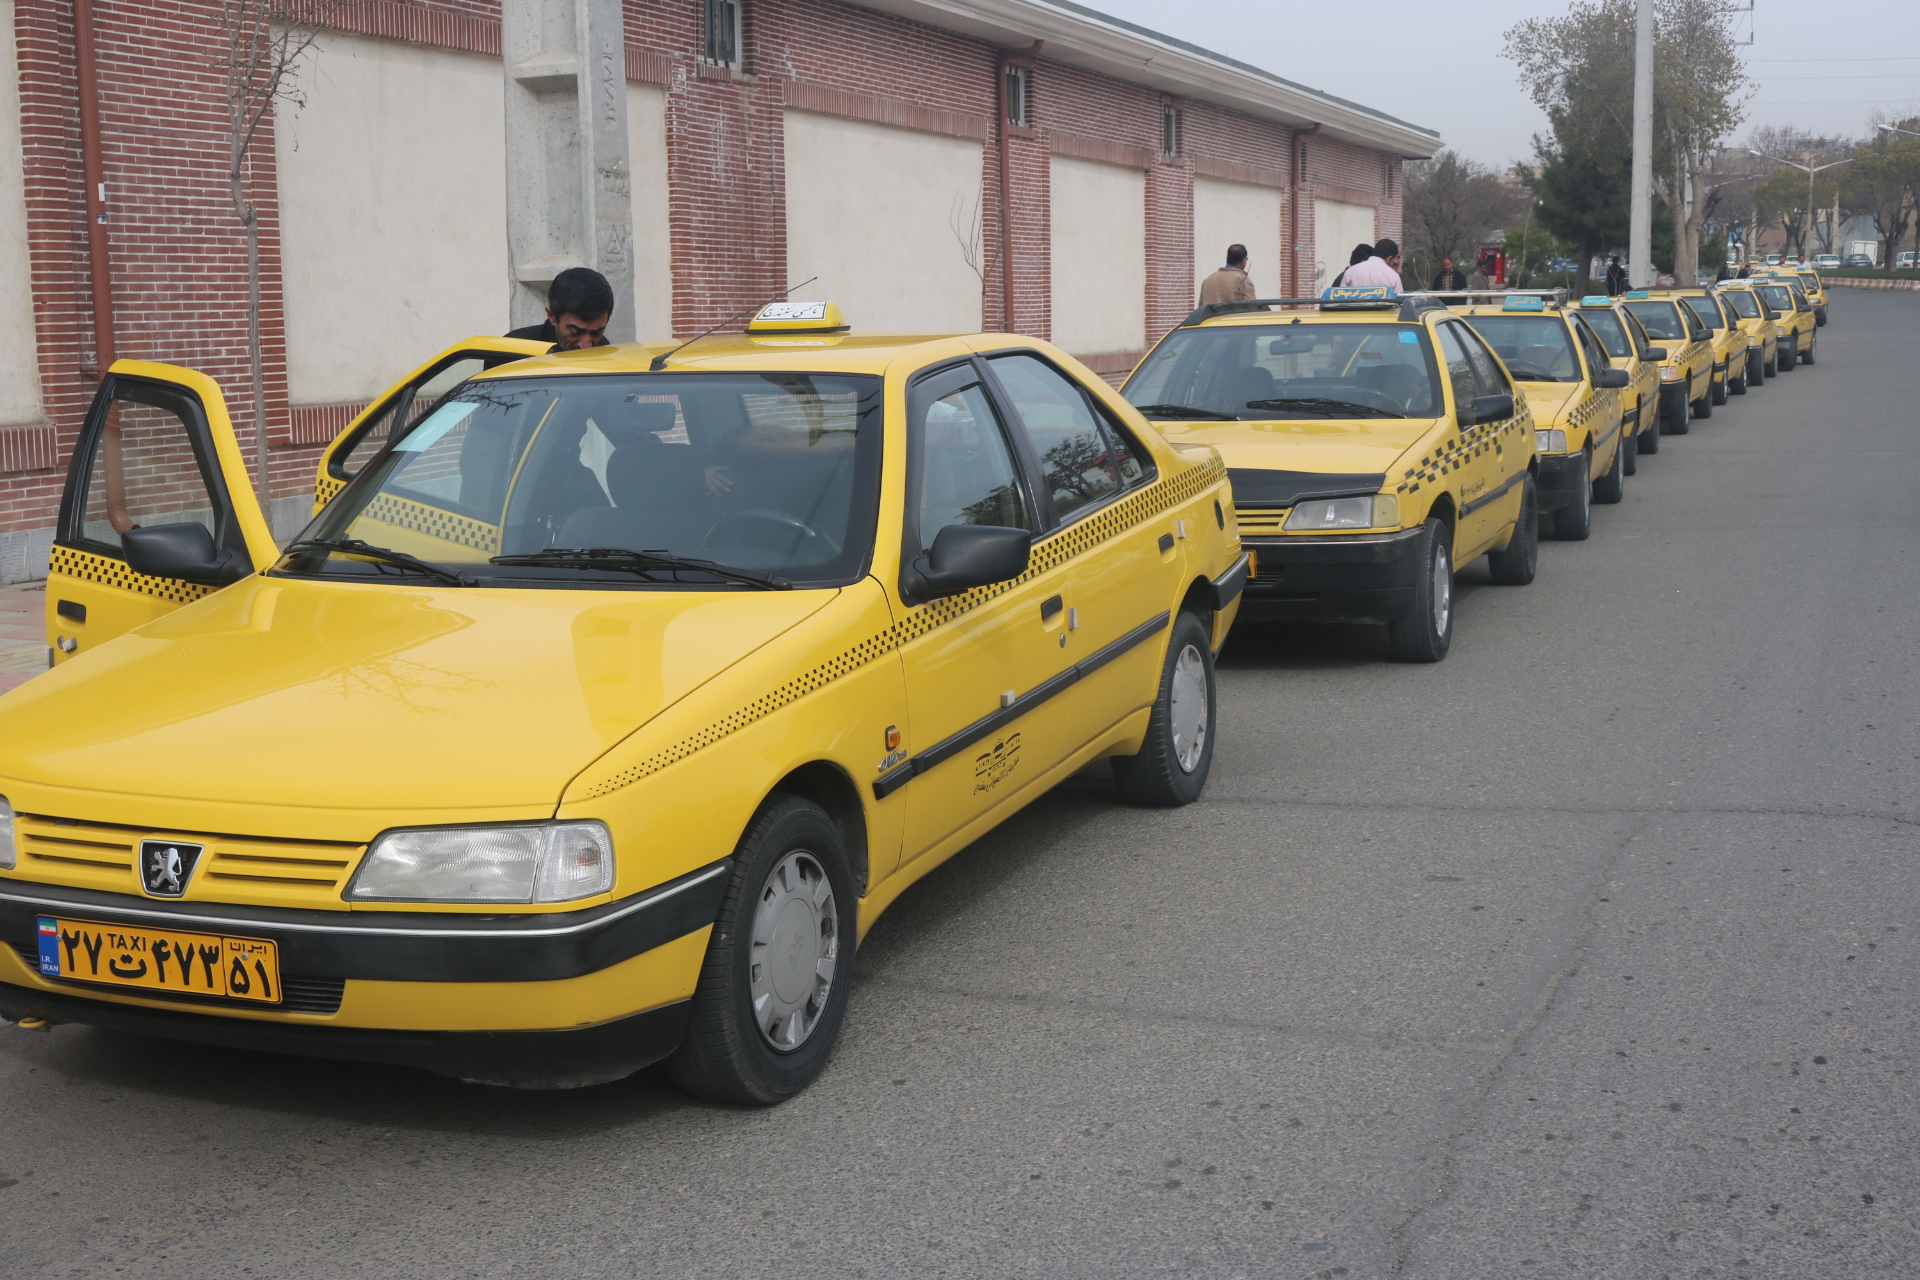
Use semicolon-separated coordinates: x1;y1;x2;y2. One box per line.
1091;0;1920;167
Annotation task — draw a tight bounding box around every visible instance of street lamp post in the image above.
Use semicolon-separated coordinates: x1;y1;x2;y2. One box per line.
1749;149;1852;262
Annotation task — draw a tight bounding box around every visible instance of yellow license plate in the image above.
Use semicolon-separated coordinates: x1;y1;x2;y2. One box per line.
37;915;282;1005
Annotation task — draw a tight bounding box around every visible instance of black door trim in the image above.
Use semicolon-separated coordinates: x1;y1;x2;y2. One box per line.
1461;468;1526;516
874;611;1171;799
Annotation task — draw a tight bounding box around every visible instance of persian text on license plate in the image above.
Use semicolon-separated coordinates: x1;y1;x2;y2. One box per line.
37;916;282;1004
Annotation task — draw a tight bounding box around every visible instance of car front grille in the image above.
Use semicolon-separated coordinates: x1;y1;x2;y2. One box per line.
10;944;346;1015
12;814;365;909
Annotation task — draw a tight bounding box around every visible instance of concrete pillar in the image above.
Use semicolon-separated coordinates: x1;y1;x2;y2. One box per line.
502;0;635;341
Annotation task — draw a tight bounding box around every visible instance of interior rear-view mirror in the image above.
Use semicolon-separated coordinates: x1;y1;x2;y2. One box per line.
1459;392;1513;426
122;523;246;586
904;524;1031;603
1597;369;1630;389
1265;335;1317;356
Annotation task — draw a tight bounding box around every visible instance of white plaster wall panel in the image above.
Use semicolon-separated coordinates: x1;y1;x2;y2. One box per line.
276;34;508;406
1193;176;1282;300
0;0;42;426
628;83;672;342
1313;197;1380;292
783;111;984;334
1050;155;1145;354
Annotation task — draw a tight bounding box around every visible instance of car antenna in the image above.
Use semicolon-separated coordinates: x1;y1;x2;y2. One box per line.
648;276;819;372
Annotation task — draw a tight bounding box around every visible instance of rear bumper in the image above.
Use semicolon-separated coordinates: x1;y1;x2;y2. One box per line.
1238;527;1424;624
0;981;689;1089
1533;452;1588;513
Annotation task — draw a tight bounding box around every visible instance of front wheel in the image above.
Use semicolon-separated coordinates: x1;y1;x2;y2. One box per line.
1779;342;1797;372
1386;518;1453;663
1486;473;1538;586
1110;610;1216;807
1693;375;1714;419
1553;453;1594;539
1746;349;1765;388
1763;355;1777;378
1593;436;1625;504
668;796;858;1106
1622;425;1639;475
1802;333;1817;365
1711;366;1729;405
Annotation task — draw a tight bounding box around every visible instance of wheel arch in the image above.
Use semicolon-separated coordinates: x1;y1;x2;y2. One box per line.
769;761;870;896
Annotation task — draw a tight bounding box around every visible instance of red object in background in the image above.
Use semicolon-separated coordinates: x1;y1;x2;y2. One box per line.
1477;245;1508;286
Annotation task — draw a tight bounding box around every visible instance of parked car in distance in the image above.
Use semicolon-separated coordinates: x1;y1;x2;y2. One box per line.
1897;251;1916;270
1843;254;1875;269
1812;255;1842;270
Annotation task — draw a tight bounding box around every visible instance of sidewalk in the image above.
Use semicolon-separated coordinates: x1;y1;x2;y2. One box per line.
0;580;48;693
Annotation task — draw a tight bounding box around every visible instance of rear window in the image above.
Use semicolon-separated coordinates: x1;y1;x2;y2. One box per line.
1623;301;1687;340
1123;322;1443;421
1458;315;1582;383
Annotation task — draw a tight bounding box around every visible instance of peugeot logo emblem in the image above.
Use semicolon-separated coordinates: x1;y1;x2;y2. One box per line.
140;840;204;898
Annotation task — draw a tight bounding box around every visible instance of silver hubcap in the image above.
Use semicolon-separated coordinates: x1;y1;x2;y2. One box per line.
1169;642;1209;774
1431;545;1452;635
749;851;839;1053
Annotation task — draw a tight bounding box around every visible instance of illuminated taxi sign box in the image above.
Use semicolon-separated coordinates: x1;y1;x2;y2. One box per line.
1502;295;1546;312
1579;295;1612;307
1321;285;1399;311
1624;290;1651;300
746;300;849;334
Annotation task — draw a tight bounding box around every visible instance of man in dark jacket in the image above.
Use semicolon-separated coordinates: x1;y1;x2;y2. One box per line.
508;267;616;349
1429;257;1468;290
1604;256;1628;296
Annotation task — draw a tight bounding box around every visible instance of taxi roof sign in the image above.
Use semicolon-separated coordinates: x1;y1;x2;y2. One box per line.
746;300;849;334
1502;295;1545;311
1321;285;1400;311
1624;289;1650;299
1578;295;1612;307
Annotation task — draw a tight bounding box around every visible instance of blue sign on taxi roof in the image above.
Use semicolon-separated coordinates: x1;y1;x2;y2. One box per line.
1579;295;1611;306
1326;286;1395;302
1502;295;1545;311
1625;289;1650;299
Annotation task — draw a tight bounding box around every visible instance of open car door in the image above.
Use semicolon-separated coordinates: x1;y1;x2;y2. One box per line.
46;360;280;663
311;336;552;511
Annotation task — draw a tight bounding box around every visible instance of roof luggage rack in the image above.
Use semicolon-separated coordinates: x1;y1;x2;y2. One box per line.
1180;292;1444;326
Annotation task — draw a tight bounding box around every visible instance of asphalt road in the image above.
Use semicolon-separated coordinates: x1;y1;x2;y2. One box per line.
4;290;1917;1279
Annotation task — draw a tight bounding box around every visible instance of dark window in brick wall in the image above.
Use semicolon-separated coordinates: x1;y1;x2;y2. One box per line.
1007;65;1030;126
705;0;740;67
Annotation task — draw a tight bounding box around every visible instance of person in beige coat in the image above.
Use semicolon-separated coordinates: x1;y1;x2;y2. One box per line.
1199;244;1257;305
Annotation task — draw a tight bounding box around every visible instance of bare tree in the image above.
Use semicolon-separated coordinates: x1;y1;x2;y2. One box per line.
218;0;348;494
1401;151;1524;288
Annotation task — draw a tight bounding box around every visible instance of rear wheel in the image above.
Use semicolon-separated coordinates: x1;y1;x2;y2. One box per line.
1486;473;1538;586
1386;518;1453;663
1593;435;1625;504
1110;610;1216;807
668;796;857;1106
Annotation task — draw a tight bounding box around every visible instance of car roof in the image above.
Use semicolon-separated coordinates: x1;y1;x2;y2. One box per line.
470;332;1023;381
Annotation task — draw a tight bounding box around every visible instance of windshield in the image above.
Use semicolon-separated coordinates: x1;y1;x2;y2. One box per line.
1579;309;1631;357
1758;285;1796;311
1796;272;1819;289
1680;297;1725;330
282;373;882;588
1722;290;1760;319
1122;322;1442;419
1623;300;1687;339
1459;315;1582;382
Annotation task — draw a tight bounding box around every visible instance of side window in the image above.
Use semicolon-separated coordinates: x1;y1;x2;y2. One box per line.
1432;323;1479;410
988;352;1129;522
1623;309;1652;354
1453;325;1512;397
907;369;1034;558
1572;319;1610;381
71;380;224;556
333;355;505;480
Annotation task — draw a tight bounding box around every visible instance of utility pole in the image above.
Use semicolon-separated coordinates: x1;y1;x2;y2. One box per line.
1629;0;1655;288
502;0;636;342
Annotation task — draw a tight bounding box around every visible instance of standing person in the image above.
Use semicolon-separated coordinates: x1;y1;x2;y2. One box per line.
1714;261;1735;283
1430;257;1468;290
1339;238;1404;290
1737;262;1752;279
1467;259;1495;291
1604;255;1628;296
1198;245;1257;305
508;266;616;349
1330;243;1373;288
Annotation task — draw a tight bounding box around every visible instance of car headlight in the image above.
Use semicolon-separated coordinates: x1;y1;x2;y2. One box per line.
346;820;613;904
0;795;14;871
1284;494;1398;531
1535;428;1568;453
1659;365;1682;381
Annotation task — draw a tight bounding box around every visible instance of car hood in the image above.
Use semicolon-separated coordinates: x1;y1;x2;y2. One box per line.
1151;417;1445;484
0;577;833;833
1517;382;1579;425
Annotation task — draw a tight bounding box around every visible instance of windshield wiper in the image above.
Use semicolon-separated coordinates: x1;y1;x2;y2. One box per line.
281;538;474;586
1129;402;1242;421
489;548;790;590
1243;396;1405;419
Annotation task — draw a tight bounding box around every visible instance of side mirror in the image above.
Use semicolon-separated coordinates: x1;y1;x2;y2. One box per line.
1643;346;1668;361
122;523;246;586
904;524;1031;603
1596;368;1630;389
1458;392;1513;426
1691;328;1710;342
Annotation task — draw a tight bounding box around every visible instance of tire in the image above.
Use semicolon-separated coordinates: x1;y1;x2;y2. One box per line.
1593;434;1625;504
667;796;858;1106
1623;421;1639;475
1110;610;1216;807
1711;365;1729;405
1763;355;1776;378
1729;364;1747;395
1664;383;1691;435
1692;374;1713;419
1638;414;1660;454
1486;472;1538;586
1746;349;1765;389
1802;333;1816;366
1386;517;1454;663
1552;452;1594;540
1779;342;1796;372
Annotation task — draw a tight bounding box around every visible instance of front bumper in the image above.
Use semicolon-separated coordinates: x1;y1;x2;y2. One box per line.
1533;452;1588;513
1238;526;1425;624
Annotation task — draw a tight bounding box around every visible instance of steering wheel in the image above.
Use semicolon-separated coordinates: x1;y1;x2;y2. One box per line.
703;508;840;558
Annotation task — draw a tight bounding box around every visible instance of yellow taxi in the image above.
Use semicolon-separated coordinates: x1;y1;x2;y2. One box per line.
1570;296;1664;466
1783;267;1829;326
1671;288;1752;406
1619;290;1716;435
1752;276;1819;368
1708;280;1783;385
1454;293;1631;540
2;305;1246;1102
1120;286;1539;664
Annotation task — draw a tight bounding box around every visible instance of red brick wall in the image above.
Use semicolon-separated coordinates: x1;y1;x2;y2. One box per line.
2;0;1410;544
